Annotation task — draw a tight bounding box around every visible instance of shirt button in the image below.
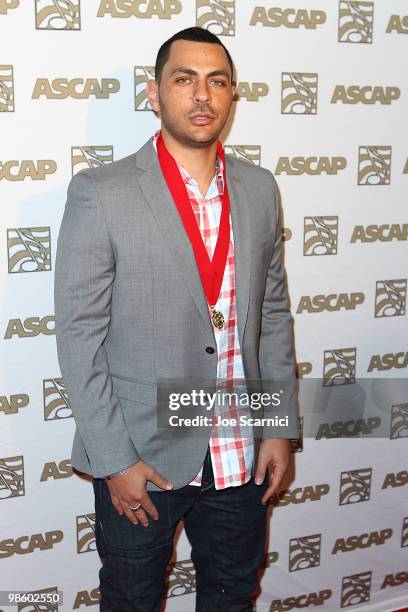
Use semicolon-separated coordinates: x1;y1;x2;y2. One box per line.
205;346;215;354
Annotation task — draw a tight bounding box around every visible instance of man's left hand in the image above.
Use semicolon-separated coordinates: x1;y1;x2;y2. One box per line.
255;438;292;505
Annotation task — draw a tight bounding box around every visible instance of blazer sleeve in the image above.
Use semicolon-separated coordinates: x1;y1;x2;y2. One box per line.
54;171;141;477
258;172;300;440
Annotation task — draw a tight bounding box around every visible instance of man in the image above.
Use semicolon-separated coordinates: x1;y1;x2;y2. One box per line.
54;26;298;612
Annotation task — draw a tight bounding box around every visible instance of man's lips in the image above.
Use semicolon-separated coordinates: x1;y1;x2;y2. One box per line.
189;114;215;125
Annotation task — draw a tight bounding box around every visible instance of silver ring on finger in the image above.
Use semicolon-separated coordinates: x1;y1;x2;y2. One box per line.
129;503;142;512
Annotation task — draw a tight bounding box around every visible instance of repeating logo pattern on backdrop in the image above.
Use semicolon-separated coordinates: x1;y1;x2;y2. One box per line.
289;534;321;571
17;587;60;612
1;2;407;609
374;280;407;317
338;1;374;43
0;65;14;112
196;0;235;36
339;468;372;504
7;227;51;273
323;348;356;386
224;145;261;165
43;377;72;420
77;514;96;554
303;216;338;256
0;455;24;499
134;66;155;110
71;146;114;175
34;0;81;30
341;571;372;607
358;146;392;185
281;72;318;114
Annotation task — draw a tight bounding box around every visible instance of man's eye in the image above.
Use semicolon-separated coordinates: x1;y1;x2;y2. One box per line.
212;80;226;87
176;78;191;84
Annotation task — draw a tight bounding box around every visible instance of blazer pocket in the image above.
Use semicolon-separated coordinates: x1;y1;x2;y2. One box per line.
111;375;157;406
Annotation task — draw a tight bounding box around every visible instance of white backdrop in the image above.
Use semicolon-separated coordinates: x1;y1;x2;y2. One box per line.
1;1;407;611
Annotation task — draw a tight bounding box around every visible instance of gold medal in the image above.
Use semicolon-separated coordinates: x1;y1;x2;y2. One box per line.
211;307;224;329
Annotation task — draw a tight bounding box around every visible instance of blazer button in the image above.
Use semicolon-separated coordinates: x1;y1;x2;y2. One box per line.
205;346;215;354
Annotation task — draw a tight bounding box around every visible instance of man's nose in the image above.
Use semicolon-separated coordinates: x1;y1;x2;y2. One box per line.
193;80;211;104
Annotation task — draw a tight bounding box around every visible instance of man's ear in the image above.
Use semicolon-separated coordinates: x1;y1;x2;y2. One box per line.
146;79;160;112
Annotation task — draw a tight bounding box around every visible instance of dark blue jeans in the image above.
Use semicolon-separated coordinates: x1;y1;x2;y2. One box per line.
92;447;269;611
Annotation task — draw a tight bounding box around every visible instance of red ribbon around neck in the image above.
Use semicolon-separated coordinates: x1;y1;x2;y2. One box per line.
156;132;231;308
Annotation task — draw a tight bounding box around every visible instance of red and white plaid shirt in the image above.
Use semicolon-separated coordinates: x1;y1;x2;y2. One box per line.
153;131;254;489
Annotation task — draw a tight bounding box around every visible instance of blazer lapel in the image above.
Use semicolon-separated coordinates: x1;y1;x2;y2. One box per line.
225;156;252;349
135;141;252;348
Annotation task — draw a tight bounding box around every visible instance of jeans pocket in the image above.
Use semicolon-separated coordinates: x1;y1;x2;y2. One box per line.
99;483;173;557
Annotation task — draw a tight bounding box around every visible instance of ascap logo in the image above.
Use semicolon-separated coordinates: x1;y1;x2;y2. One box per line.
304;216;338;256
0;530;63;558
358;145;391;185
40;460;72;481
368;351;408;372
276;157;346;175
235;82;268;102
17;587;60;612
323;348;356;386
73;588;100;609
341;571;372;607
390;403;408;440
72;146;113;175
382;570;408;589
270;590;331;611
196;0;235;36
339;468;372;504
382;470;408;489
77;514;96;553
402;517;408;548
0;455;24;499
44;378;72;420
134;66;155;110
297;292;364;314
351;223;408;243
0;393;29;415
224;145;261;165
97;0;181;19
375;279;407;317
0;0;18;14
4;316;55;339
167;559;196;597
332;529;392;554
7;227;51;273
296;362;312;378
289;534;321;571
316;418;380;439
0;65;14;111
386;15;408;34
35;0;80;30
277;484;329;507
281;72;318;114
338;1;374;44
32;78;120;99
331;86;400;105
282;227;292;241
1;160;56;182
250;7;326;29
404;159;408;174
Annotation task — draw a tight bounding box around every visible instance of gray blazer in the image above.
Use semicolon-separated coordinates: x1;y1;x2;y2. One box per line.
54;138;298;490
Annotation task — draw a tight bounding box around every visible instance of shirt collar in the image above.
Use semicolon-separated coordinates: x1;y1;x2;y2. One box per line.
152;130;224;198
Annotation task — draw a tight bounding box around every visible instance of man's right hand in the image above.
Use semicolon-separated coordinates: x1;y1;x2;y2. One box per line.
105;460;174;526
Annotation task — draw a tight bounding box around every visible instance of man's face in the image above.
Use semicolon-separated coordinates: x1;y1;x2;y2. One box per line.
148;39;235;148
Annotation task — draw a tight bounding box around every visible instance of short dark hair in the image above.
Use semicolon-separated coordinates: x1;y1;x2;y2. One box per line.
155;27;234;83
